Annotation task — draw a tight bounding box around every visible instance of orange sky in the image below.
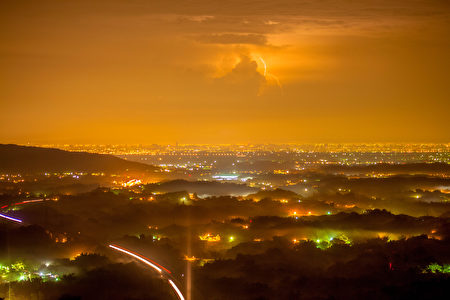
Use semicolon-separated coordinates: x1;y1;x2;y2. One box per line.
1;0;449;144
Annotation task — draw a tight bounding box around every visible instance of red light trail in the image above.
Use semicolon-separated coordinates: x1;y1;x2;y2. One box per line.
108;244;185;300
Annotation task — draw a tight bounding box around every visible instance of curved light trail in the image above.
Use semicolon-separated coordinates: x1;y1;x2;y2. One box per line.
109;244;185;300
109;244;165;273
0;201;186;299
0;202;186;300
0;213;23;223
1;199;45;211
258;57;267;76
0;199;45;223
169;279;185;300
14;199;44;206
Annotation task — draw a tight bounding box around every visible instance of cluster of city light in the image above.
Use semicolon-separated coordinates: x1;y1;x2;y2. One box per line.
0;262;27;282
184;255;198;262
39;143;450;155
122;179;142;187
289;210;315;217
0;261;60;283
424;263;450;274
199;233;221;242
292;234;352;249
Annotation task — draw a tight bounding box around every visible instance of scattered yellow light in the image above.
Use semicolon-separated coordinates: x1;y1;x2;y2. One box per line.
199;233;221;242
122;179;142;187
184;255;198;262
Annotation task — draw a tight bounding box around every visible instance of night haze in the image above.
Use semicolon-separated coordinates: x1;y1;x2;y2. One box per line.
0;1;449;300
1;0;450;144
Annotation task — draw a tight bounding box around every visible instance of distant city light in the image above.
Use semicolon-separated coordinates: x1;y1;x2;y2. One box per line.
199;233;221;242
122;179;142;187
212;174;239;181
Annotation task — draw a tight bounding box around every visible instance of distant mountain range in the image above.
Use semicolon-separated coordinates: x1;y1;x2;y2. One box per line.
0;144;158;173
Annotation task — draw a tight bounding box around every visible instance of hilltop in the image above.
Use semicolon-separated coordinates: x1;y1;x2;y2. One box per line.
0;144;158;173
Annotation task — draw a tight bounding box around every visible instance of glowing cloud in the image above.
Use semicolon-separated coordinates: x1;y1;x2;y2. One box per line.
256;55;283;93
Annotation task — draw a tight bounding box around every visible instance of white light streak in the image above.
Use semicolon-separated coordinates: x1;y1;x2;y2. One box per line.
0;213;22;223
109;244;162;273
258;57;267;76
110;244;186;300
169;279;186;300
256;55;283;93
